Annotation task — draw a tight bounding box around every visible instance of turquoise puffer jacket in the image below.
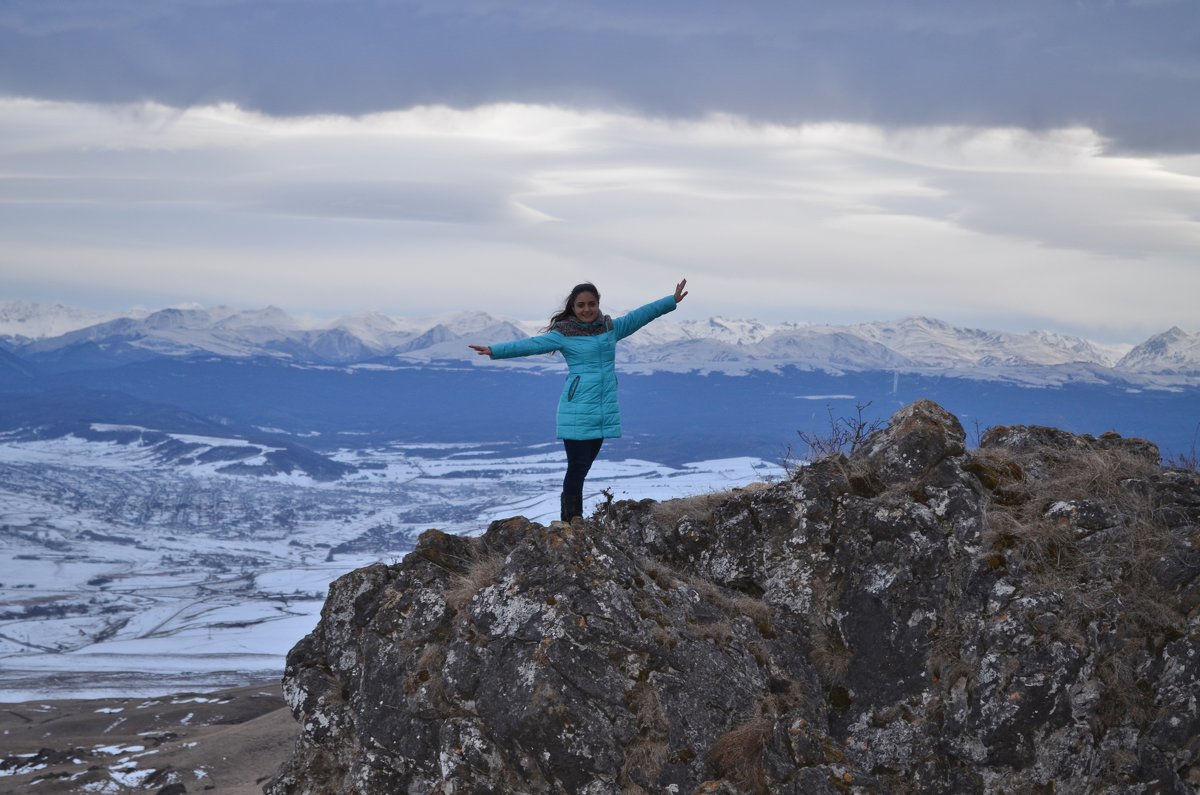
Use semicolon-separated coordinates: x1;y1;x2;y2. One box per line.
489;295;677;440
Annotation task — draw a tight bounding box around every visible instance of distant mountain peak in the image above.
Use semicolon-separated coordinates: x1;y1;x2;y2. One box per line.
1;300;1195;384
1117;326;1200;374
898;315;951;328
0;301;146;340
1157;326;1188;341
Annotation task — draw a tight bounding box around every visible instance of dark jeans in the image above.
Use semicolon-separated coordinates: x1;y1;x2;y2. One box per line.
563;438;603;499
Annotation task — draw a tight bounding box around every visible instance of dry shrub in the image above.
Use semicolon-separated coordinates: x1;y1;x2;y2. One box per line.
783;402;887;495
797;402;885;461
974;440;1186;728
443;549;506;612
709;717;773;795
1165;426;1199;471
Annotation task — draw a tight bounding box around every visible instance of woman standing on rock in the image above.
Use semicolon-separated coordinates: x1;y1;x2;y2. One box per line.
470;279;688;523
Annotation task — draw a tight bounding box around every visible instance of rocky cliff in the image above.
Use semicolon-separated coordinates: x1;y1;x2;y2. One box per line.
266;400;1200;794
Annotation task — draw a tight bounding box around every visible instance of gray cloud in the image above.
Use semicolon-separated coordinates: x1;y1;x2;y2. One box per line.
1;0;1197;151
1;100;1196;342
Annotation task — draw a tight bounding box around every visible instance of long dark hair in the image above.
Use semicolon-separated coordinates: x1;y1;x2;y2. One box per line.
545;282;600;330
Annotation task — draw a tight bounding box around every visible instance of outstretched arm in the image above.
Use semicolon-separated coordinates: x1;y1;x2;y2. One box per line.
612;278;689;340
471;332;565;360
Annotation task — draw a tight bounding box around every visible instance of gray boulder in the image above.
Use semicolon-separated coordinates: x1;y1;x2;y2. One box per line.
267;399;1200;794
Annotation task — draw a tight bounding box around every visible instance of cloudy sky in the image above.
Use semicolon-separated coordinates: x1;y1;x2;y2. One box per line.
1;0;1197;342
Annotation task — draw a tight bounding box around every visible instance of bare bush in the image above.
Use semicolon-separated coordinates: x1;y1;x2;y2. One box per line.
796;401;885;462
1165;422;1199;471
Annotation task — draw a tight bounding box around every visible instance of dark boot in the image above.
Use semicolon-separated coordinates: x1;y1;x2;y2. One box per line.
561;493;584;522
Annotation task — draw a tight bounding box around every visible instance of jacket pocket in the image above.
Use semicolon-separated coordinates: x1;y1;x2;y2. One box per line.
567;375;581;401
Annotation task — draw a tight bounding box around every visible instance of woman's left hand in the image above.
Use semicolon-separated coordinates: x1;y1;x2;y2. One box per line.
674;278;688;303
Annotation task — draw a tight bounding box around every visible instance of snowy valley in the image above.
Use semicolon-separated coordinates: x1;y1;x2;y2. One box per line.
0;426;775;700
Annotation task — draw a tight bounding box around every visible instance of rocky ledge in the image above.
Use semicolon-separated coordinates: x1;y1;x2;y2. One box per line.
266;400;1200;794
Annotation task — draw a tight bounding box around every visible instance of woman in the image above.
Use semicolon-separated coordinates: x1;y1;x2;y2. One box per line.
470;279;688;523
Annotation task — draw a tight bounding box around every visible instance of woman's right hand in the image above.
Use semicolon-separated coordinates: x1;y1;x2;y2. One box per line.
468;344;492;357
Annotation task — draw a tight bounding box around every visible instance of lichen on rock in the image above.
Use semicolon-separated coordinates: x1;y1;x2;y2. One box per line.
266;400;1200;794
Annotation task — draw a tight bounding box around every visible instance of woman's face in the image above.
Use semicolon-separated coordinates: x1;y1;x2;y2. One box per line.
572;291;600;323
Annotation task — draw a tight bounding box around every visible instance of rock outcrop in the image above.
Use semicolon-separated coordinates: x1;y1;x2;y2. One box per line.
267;400;1200;794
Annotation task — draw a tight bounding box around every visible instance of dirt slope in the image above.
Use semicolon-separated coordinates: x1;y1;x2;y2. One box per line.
1;682;297;794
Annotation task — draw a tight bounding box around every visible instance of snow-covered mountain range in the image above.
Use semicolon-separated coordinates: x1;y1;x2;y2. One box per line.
2;302;1196;702
2;301;1196;384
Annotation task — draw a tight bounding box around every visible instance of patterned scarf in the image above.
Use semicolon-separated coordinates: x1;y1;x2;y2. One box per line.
552;315;613;337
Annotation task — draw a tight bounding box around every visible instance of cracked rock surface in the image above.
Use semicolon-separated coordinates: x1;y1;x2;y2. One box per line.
267;399;1200;794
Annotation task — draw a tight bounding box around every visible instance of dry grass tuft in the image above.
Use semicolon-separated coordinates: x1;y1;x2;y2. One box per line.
709;717;773;795
972;440;1186;728
620;682;670;793
977;445;1168;597
723;593;773;635
443;549;506;613
807;622;850;685
650;484;770;529
639;557;679;592
650;625;677;649
927;613;974;688
636;557;776;639
696;620;735;646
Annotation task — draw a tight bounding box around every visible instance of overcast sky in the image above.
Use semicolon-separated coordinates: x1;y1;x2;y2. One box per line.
1;0;1197;342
